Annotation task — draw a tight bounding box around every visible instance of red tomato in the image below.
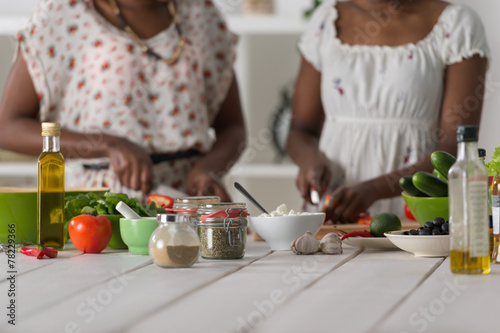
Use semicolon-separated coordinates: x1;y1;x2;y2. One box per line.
69;214;112;253
404;204;416;220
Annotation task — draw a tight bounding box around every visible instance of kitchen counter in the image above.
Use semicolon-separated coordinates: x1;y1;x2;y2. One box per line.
1;238;496;333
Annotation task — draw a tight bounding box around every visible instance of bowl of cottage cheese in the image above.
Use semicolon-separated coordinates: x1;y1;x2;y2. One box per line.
249;204;324;251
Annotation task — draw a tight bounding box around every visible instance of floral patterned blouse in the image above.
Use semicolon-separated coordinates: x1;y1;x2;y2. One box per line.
17;0;237;194
299;0;490;216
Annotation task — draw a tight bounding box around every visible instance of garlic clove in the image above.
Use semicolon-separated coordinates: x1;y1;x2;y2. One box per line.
319;232;343;255
291;231;320;255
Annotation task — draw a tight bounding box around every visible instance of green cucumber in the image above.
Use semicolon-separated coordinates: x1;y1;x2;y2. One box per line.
412;171;448;197
432;168;447;181
399;175;428;197
430;151;456;180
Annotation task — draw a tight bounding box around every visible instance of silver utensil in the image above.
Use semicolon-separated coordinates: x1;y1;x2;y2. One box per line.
234;182;269;215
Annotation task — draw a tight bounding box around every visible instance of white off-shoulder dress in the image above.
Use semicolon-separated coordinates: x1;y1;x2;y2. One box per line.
298;0;490;216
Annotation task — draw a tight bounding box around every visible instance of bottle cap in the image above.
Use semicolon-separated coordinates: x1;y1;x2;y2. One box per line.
456;125;478;143
478;148;486;157
41;122;61;137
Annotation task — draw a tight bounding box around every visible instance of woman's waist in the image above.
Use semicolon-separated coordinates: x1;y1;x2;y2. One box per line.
325;116;435;127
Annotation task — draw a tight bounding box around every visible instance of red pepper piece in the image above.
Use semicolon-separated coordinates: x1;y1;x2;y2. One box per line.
20;247;43;258
340;230;373;240
147;194;174;209
42;247;58;258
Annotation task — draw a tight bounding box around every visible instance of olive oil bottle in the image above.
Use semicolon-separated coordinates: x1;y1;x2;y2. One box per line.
37;122;65;249
449;126;490;274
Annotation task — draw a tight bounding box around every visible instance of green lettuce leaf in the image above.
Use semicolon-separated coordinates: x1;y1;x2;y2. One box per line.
486;143;500;176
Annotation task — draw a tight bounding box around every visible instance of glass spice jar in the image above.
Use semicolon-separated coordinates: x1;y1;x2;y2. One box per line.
173;196;220;228
149;214;200;268
197;203;248;260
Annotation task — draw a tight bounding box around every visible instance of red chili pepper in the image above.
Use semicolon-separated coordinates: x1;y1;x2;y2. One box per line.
20;247;43;258
19;244;58;259
340;230;373;240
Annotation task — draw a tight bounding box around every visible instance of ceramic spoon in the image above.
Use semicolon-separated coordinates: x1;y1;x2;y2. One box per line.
234;182;270;215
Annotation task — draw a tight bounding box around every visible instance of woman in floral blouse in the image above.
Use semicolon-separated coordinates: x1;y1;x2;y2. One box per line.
0;0;245;201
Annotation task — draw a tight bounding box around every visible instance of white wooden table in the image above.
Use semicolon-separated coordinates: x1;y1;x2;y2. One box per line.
1;239;497;333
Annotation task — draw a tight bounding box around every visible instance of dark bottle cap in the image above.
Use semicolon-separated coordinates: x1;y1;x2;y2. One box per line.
478;148;486;157
456;126;478;143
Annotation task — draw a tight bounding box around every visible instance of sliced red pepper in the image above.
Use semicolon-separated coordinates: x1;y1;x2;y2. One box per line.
20;247;43;258
40;246;58;258
147;194;174;209
340;230;373;240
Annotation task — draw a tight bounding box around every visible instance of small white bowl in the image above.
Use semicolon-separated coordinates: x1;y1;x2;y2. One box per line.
384;231;450;257
249;213;325;251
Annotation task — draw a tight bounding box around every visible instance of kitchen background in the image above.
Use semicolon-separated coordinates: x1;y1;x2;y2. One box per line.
0;0;499;215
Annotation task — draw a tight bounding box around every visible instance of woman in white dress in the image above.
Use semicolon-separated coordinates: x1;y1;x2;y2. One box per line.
288;0;489;222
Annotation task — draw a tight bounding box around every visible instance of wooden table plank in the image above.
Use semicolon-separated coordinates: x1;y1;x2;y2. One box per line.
126;247;362;333
253;251;444;333
0;241;271;333
374;258;500;333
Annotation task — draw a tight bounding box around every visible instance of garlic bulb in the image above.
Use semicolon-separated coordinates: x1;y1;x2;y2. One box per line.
319;233;343;255
291;231;320;255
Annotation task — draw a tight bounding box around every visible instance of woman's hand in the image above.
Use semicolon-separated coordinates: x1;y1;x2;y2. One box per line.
295;151;332;204
106;136;154;194
324;182;377;224
186;167;231;202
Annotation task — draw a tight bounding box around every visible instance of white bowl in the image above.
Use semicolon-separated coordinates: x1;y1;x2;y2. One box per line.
384;231;450;257
249;213;325;251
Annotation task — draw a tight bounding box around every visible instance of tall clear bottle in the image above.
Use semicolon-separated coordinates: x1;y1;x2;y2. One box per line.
449;126;490;274
37;122;65;249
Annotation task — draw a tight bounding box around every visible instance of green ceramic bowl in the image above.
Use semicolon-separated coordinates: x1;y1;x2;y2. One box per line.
402;192;449;226
0;187;108;244
120;218;158;255
101;214;127;249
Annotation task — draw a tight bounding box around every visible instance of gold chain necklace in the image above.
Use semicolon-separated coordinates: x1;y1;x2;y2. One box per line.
107;0;185;66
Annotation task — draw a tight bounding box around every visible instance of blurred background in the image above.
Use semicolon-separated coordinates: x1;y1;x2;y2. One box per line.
0;0;499;215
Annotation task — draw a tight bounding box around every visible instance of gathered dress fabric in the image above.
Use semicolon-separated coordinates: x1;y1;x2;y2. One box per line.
298;0;490;216
16;0;237;196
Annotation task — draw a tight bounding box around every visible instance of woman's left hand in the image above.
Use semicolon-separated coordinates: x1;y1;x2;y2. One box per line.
186;167;232;202
324;182;377;224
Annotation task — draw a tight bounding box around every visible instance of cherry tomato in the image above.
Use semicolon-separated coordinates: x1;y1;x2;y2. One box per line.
69;214;112;253
404;204;416;220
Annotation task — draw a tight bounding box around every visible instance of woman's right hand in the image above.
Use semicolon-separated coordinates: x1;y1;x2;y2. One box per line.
295;151;332;205
105;136;153;194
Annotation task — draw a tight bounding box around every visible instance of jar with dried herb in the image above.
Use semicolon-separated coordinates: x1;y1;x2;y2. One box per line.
197;203;248;259
149;214;200;268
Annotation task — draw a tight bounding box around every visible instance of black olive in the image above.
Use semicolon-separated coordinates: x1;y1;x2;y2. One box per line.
432;228;442;235
424;221;434;229
441;223;449;233
409;229;418;235
433;217;445;227
419;228;431;235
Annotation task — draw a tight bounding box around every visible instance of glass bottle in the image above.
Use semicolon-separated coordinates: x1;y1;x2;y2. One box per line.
37;122;65;248
449;126;490;274
149;214;200;268
491;170;500;263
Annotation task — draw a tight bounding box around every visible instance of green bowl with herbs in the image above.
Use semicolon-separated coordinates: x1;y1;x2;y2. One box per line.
120;218;158;255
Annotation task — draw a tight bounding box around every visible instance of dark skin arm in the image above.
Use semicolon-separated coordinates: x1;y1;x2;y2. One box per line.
0;53;245;198
186;74;246;202
287;55;487;223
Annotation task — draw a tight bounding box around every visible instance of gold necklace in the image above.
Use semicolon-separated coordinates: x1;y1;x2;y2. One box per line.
107;0;185;66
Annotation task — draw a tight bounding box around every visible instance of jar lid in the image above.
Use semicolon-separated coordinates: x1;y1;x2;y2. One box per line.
174;196;220;204
478;148;486;157
41;122;61;137
157;214;190;223
197;203;248;224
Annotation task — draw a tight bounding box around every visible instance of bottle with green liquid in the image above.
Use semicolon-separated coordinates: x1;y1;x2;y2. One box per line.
37;122;65;249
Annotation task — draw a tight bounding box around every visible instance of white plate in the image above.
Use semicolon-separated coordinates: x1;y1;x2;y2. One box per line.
342;237;399;250
384;231;450;257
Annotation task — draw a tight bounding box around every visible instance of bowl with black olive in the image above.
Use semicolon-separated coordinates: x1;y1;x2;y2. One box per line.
384;217;450;257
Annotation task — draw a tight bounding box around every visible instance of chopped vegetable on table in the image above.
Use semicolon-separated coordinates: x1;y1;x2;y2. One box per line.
340;230;373;240
19;244;58;259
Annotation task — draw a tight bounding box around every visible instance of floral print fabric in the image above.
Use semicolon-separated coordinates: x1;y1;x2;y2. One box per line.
16;0;237;194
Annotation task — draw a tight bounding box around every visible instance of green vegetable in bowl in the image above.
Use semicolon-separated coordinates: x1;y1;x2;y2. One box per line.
486;143;500;176
63;192;165;243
